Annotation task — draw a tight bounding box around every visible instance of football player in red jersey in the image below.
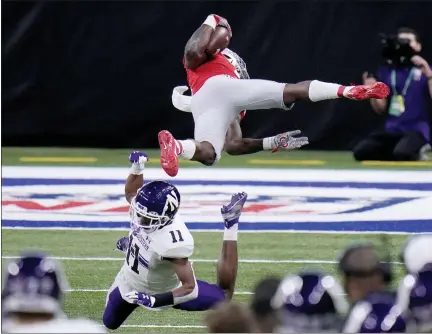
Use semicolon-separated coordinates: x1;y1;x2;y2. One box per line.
171;85;309;157
158;14;390;177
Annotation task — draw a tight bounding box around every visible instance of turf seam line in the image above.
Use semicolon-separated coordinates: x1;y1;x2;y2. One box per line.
1;256;403;264
1;227;418;235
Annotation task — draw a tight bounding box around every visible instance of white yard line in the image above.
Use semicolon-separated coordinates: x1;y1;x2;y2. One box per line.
99;324;206;328
1;255;404;264
1;226;418;235
66;288;252;295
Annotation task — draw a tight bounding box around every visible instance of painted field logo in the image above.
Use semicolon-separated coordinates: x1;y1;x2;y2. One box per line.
1;190;417;216
2;167;432;232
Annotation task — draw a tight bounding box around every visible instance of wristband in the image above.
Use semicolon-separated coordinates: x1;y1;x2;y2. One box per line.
427;74;432;81
203;15;217;29
151;291;174;308
129;164;144;175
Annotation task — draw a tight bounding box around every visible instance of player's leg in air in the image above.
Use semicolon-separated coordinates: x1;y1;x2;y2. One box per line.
158;14;390;177
172;192;246;311
170;86;309;158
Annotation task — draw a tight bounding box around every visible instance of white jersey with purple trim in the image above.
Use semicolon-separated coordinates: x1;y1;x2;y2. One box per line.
115;213;194;297
3;317;105;333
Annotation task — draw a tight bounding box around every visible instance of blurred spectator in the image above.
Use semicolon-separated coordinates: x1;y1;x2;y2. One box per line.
339;243;407;333
1;251;105;333
250;277;281;333
270;271;348;333
395;234;432;332
204;300;259;333
354;27;432;162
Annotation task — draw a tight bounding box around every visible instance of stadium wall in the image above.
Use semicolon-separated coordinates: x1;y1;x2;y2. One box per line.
3;1;431;149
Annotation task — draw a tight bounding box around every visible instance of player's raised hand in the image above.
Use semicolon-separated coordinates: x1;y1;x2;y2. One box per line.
129;151;149;164
129;151;149;175
272;130;309;152
125;291;154;307
210;14;232;36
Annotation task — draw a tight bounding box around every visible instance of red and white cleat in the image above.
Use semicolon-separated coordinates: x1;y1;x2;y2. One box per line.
158;130;179;177
344;82;390;100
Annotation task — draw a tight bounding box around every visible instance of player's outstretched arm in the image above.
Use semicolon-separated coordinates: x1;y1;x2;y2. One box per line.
126;257;198;308
165;257;198;302
224;120;309;155
125;151;149;203
184;14;231;70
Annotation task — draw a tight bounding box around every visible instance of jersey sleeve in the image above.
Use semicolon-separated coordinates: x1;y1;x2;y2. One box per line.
160;244;194;259
153;219;195;259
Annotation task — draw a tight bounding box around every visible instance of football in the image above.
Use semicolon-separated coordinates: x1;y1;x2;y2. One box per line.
205;26;231;55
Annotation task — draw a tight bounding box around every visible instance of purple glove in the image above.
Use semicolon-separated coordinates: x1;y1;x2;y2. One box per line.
125;291;155;308
129;151;149;175
116;236;129;253
129;151;149;164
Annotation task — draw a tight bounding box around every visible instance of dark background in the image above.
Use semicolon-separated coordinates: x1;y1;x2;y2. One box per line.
2;0;431;150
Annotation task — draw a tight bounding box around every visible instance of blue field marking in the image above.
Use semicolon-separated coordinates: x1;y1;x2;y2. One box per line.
3;178;432;191
2;219;432;233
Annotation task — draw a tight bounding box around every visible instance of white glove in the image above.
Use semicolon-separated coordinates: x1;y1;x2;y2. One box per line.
172;86;192;113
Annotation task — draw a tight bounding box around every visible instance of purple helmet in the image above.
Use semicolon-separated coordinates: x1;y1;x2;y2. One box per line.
396;234;432;332
342;291;407;333
130;180;181;233
2;252;69;315
396;272;432;332
271;271;349;332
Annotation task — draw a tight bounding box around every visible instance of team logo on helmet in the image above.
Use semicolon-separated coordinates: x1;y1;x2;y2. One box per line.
130;180;181;233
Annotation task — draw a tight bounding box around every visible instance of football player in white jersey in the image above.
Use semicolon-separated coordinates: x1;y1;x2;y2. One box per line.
102;151;246;330
1;251;105;333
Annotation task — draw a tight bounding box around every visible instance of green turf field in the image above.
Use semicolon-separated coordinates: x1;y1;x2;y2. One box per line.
2;147;431;169
1;146;427;332
2;230;409;332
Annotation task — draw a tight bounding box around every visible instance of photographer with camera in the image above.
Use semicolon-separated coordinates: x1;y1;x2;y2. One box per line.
353;27;432;161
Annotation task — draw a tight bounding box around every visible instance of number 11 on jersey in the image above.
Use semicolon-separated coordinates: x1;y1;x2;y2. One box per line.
126;234;140;274
169;230;184;243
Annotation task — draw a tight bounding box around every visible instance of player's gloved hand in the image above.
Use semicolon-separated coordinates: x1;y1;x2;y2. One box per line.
172;86;192;113
125;291;155;308
129;151;149;175
116;236;129;253
272;130;309;153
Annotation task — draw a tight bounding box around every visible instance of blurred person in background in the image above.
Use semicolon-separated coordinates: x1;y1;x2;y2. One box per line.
250;276;281;333
204;300;259;333
339;243;407;333
354;27;432;162
395;234;432;332
1;251;104;333
270;271;349;333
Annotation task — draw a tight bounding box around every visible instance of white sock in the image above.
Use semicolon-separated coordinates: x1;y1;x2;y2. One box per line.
223;224;238;241
177;140;196;160
263;136;277;150
308;80;354;102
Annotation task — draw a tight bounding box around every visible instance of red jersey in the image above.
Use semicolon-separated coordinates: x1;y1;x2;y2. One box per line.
183;53;238;94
